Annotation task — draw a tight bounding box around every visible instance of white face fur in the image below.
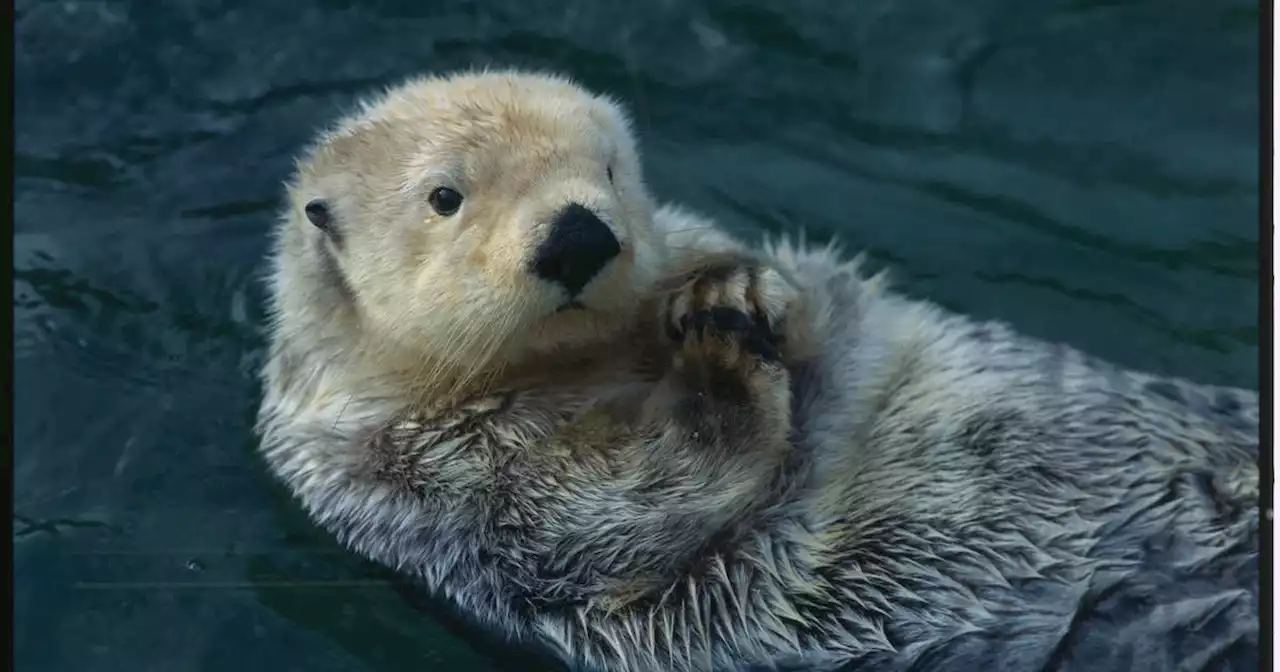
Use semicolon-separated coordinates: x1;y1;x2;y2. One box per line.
284;71;665;374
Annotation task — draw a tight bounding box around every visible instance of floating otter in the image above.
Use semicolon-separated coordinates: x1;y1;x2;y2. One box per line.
255;69;1260;672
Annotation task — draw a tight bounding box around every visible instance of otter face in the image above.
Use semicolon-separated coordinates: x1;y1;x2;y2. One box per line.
285;71;664;371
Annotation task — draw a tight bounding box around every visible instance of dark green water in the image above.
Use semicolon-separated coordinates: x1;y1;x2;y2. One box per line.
14;0;1259;670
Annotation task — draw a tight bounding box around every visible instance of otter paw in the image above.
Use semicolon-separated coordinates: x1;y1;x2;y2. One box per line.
665;260;797;369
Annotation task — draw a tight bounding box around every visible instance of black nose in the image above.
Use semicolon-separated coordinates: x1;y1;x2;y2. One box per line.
530;203;621;297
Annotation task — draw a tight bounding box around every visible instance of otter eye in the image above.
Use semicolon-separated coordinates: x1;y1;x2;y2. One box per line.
606;166;614;184
428;187;464;216
304;199;332;231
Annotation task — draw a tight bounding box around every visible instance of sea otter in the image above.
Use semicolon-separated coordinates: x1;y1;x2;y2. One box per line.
255;69;1260;672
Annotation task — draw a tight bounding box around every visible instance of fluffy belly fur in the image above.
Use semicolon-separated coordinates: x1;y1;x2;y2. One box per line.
257;236;1259;672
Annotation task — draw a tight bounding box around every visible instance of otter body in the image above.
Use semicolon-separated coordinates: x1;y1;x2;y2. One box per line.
256;70;1259;672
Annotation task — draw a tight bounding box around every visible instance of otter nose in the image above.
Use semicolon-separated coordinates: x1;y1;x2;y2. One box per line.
531;203;621;297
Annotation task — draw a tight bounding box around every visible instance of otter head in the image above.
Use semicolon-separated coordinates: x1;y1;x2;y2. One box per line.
276;70;664;391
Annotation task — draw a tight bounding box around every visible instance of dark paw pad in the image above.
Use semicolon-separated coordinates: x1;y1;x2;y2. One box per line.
677;307;781;363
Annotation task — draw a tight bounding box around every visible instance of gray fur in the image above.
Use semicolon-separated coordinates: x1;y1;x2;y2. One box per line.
257;234;1258;672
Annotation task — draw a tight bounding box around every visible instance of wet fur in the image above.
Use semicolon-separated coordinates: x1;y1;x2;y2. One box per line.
256;70;1260;672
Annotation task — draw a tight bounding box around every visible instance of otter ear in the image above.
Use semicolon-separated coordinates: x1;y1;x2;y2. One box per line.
305;199;333;231
304;199;343;246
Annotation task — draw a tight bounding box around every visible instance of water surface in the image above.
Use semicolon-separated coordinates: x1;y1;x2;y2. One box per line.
14;0;1259;670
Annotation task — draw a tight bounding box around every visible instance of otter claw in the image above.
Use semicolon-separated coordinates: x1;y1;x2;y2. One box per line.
676;307;781;362
665;261;795;365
